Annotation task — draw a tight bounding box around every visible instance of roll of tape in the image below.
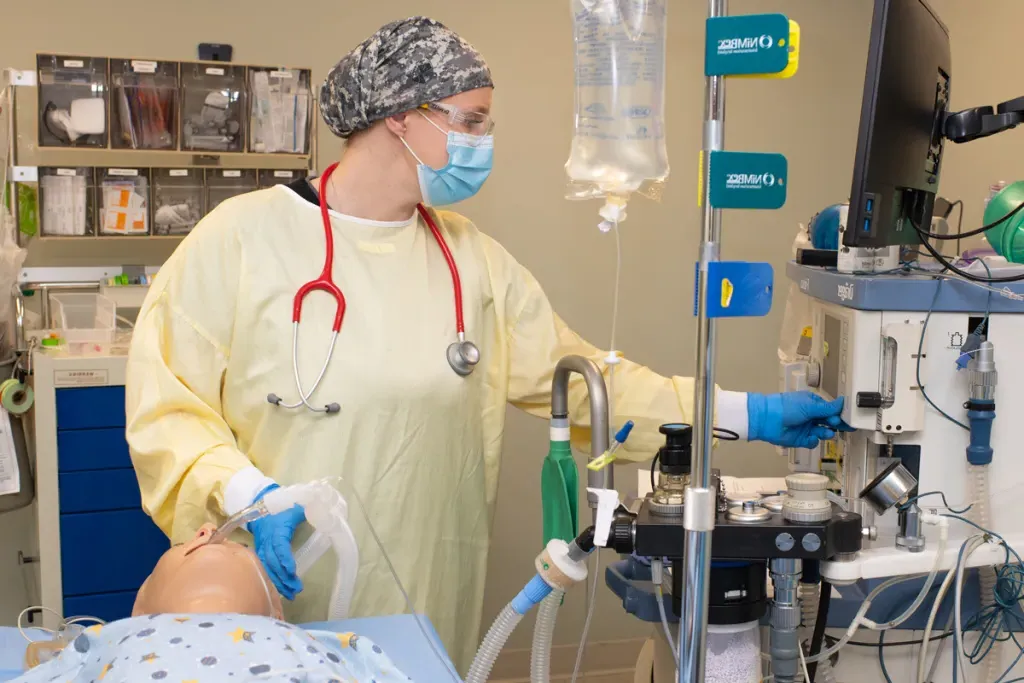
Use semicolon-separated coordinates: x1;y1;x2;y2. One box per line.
1;379;34;414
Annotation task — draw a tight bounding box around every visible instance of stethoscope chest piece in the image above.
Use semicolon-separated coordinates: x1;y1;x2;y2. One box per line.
447;339;480;377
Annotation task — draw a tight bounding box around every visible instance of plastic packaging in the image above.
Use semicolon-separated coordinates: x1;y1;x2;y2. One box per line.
531;590;563;683
248;68;312;154
110;59;178;150
466;604;523;683
705;621;760;683
36;55;109;148
566;0;669;214
181;63;245;152
39;167;94;236
153;169;203;236
49;293;116;346
98;168;149;236
983;180;1024;263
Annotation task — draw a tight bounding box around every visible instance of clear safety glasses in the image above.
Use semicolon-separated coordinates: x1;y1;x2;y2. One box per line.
420;102;494;142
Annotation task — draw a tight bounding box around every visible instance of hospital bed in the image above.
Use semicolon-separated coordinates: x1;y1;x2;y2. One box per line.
0;614;455;682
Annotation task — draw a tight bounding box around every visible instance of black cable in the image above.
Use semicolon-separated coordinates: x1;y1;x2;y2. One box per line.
845;631;954;647
713;427;740;441
951;199;964;259
650;453;658;492
915;199;1024;240
912;220;1024;282
806;579;831;682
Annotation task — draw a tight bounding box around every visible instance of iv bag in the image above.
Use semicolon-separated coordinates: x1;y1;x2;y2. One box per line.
566;0;669;204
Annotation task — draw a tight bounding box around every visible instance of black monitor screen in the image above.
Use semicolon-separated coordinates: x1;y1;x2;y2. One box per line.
843;0;951;249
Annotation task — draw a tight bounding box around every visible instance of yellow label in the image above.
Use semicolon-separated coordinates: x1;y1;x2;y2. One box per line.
697;151;704;207
823;341;830;357
721;278;734;308
801;326;813;338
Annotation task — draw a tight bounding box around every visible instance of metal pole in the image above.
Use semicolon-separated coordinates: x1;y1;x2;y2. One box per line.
678;1;727;681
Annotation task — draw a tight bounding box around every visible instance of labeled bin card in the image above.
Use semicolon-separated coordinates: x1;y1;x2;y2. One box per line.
693;261;774;318
709;151;788;210
706;13;791;76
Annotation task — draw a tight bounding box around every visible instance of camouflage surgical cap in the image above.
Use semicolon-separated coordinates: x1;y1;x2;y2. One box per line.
319;16;493;138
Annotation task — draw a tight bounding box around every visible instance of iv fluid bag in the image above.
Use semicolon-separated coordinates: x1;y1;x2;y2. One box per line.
566;0;669;202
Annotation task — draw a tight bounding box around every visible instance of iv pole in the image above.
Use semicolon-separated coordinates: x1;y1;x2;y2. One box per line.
678;0;727;681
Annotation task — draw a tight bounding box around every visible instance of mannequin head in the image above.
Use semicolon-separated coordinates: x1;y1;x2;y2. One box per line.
133;523;283;618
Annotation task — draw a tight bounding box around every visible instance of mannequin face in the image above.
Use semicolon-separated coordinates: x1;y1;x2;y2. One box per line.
133;524;283;619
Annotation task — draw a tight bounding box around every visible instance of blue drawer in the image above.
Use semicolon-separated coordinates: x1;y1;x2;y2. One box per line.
60;509;169;596
59;469;141;513
56;386;126;430
57;429;130;472
64;590;139;622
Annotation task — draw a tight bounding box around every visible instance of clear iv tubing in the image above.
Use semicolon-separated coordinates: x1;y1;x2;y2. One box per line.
802;519;948;663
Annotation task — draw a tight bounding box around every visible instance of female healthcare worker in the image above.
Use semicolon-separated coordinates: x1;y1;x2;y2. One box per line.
125;17;845;671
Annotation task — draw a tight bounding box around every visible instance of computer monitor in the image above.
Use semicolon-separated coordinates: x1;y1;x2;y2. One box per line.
842;0;951;249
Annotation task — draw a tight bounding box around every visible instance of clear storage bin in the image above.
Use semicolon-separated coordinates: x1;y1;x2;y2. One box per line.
258;169;305;189
98;168;150;235
39;167;95;236
181;62;245;152
206;169;257;212
248;67;312;154
50;293;116;347
110;59;179;150
153;168;203;235
36;55;109;148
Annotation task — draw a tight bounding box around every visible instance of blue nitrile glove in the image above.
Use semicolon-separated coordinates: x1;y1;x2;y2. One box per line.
248;483;305;600
747;392;850;449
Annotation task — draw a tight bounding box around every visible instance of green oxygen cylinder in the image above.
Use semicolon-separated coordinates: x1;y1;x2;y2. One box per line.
983;181;1024;263
541;417;578;544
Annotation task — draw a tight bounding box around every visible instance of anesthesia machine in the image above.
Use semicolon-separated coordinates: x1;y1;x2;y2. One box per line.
579;2;1024;683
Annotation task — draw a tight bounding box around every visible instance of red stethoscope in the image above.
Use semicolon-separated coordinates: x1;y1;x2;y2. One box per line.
266;162;479;415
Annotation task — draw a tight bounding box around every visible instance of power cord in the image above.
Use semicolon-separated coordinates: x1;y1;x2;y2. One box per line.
912;219;1024;283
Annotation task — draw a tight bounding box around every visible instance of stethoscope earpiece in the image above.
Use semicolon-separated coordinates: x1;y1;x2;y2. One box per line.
267;393;282;406
447;339;481;377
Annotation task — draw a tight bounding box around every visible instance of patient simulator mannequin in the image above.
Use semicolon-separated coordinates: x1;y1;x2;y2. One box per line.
16;525;411;683
132;523;284;618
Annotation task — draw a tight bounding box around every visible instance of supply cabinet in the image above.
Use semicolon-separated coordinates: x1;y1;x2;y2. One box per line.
32;352;168;627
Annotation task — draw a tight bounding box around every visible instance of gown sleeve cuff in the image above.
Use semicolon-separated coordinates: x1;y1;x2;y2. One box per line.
224;466;277;515
715;390;749;441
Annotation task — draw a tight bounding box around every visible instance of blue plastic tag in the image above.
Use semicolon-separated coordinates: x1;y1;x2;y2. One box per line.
694;261;775;318
709;151;788;210
705;14;791;76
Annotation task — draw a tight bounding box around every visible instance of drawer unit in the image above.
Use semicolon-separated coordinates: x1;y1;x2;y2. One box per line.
60;508;169;596
57;428;131;472
55;386;126;430
59;469;142;513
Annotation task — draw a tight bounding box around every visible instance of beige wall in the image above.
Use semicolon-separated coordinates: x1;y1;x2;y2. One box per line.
2;0;1022;664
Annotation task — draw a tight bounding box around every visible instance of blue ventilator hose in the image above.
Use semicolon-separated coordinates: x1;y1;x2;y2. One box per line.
966;401;995;466
512;574;555;615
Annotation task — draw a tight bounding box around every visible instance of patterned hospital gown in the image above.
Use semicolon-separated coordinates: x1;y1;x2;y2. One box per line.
12;613;413;683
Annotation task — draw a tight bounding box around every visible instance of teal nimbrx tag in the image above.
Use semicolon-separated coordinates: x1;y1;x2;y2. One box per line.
705;261;774;318
709;151;788;210
705;14;790;76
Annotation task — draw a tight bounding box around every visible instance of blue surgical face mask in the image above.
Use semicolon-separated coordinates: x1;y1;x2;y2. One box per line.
401;113;494;207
